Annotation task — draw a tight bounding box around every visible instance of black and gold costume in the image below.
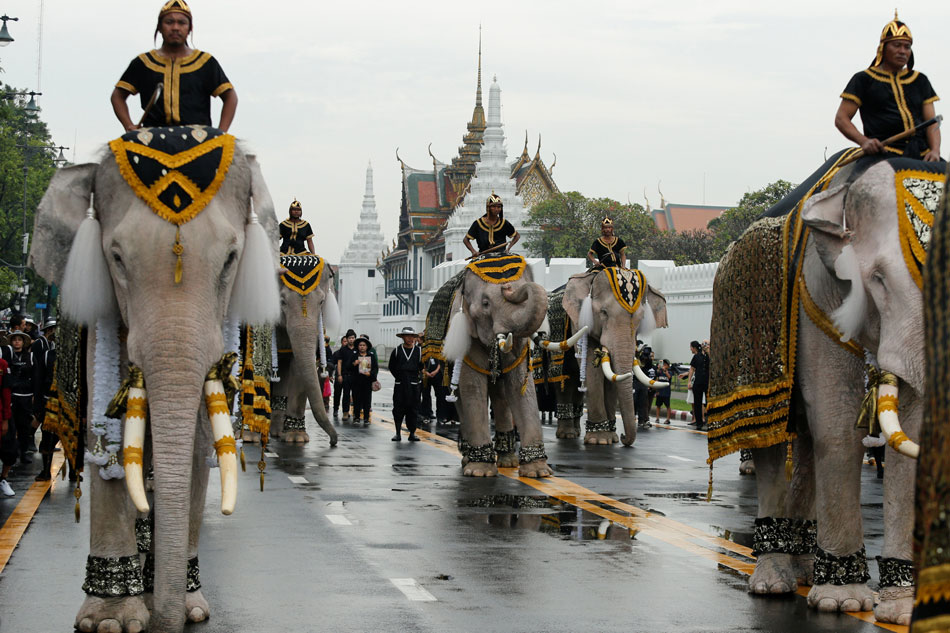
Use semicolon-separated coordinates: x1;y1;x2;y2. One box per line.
841;69;938;156
116;49;233;127
589;237;627;267
279;219;314;255
465;216;517;253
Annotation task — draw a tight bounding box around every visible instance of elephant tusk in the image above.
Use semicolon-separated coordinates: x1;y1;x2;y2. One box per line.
123;386;150;513
205;379;238;514
497;332;514;353
877;383;920;459
599;350;632;383
633;358;669;389
540;325;589;351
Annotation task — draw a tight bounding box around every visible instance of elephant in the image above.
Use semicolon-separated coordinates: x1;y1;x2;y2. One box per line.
265;254;339;446
30;127;281;633
541;268;667;446
441;254;552;478
710;156;941;625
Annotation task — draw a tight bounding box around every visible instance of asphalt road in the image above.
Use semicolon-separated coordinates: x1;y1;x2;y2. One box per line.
0;373;894;632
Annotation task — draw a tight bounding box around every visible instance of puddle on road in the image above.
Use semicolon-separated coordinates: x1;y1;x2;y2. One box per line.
458;494;638;542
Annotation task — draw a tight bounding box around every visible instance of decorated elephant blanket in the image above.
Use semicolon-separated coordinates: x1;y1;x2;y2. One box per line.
533;285;571;387
422;270;466;372
43;313;85;471
914;171;950;628
280;254;325;317
239;325;273;436
602;267;646;314
465;253;527;283
707;154;946;463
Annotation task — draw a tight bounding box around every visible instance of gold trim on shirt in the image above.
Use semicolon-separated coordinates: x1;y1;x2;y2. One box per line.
137;49;214;124
116;80;138;94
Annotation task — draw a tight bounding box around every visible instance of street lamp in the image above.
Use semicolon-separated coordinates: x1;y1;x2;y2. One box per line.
24;90;40;113
0;15;17;47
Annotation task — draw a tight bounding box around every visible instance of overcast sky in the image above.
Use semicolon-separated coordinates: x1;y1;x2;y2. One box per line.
3;1;949;262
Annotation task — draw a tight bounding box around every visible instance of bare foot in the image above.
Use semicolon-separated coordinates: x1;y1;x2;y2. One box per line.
463;462;498;477
584;431;619;445
75;595;149;633
518;459;553;478
806;583;874;612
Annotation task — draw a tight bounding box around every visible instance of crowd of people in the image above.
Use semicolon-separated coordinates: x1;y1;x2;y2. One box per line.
0;314;59;497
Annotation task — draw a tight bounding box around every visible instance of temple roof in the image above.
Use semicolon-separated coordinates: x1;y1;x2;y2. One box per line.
651;203;730;232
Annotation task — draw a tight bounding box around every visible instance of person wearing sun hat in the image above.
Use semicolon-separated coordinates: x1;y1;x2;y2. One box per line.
388;327;423;441
835;11;941;161
111;0;238;132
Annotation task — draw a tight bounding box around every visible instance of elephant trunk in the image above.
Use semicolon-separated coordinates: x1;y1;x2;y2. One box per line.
503;282;530;304
608;346;638;445
293;350;329;422
142;362;206;633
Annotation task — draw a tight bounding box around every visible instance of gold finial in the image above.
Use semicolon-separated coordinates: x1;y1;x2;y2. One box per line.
895;8;899;20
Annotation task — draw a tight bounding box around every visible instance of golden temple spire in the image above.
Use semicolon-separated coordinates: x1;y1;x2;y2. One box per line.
476;25;483;108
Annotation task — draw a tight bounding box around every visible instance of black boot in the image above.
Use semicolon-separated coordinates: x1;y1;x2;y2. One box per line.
34;453;52;481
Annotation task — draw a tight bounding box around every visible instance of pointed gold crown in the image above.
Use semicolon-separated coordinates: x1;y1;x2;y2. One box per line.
289;199;302;211
601;215;614;227
873;10;913;68
486;192;503;208
159;0;192;20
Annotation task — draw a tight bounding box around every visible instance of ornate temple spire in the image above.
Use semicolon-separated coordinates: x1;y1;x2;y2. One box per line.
445;30;487;196
476;25;482;109
341;160;386;265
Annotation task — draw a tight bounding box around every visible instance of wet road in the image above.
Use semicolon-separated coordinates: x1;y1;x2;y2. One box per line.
0;374;896;632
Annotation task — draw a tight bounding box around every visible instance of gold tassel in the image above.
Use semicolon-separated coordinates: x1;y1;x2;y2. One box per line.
74;473;83;523
106;364;145;419
302;296;307;317
706;463;713;502
240;445;247;472
521;373;529;395
785;442;794;482
173;227;184;284
61;459;68;480
259;442;267;492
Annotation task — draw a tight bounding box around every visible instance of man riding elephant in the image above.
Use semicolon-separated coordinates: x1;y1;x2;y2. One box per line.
463;193;520;257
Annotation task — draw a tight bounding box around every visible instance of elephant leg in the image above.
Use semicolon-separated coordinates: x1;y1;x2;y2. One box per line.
798;319;873;613
268;359;290;441
873;387;920;625
281;388;309;444
555;361;580;439
787;429;817;587
184;418;212;623
504;367;552;478
458;364;497;477
490;388;518;468
583;359;618;445
748;443;799;595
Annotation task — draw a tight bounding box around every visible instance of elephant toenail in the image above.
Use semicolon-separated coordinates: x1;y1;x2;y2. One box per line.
127;620;143;633
78;618;94;632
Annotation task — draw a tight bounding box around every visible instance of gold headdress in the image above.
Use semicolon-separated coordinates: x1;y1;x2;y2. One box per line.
601;216;614;227
486;192;503;208
289;199;302;211
873;10;913;69
159;0;192;20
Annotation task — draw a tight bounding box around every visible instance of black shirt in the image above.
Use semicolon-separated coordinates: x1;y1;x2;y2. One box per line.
389;345;423;383
116;50;233;127
841;68;939;154
279;219;314;255
589;237;627;267
690;352;710;387
466;216;517;253
338;345;358;376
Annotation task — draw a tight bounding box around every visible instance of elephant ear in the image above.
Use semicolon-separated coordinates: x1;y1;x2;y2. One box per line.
562;272;596;329
30;163;98;286
801;182;867;342
646;284;668;328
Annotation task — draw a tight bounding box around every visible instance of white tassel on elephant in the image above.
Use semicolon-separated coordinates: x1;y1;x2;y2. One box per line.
229;204;281;327
318;311;327;368
323;288;341;339
578;332;589;392
122;386;150;513
444;308;471;361
205;379;239;515
638;299;656;336
60;205;118;325
831;243;867;343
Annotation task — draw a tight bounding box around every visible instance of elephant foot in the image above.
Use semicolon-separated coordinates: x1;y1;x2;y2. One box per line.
584;431;619;445
241;429;261;444
463;462;498;477
496;452;519;468
555;420;579;439
873;586;913;625
793;553;814;586
75;595;149;633
186;589;211;623
806;583;874;613
739;458;756;475
749;553;797;594
280;430;310;444
518;459;553;478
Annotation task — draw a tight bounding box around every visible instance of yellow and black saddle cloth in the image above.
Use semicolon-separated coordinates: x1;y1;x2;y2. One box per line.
601;267;646;314
279;254;325;316
466;253;527;284
706;153;944;463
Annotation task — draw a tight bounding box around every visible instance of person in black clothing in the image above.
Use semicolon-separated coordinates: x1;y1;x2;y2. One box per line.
463;193;520;257
389;327;423;442
350;338;377;424
6;331;42;465
321;335;334;412
421;356;448;425
331;335;346;418
278;199;315;255
654;360;673;424
680;340;709;430
34;325;57;481
633;345;656;428
335;329;357;420
587;216;627;268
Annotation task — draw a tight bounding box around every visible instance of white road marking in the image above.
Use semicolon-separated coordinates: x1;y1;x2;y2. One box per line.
389;578;437;602
264;452;279;458
326;514;352;525
287;475;309;484
667;455;694;462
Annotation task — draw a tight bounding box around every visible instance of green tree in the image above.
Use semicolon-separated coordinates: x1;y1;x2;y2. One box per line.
0;85;60;318
708;180;796;255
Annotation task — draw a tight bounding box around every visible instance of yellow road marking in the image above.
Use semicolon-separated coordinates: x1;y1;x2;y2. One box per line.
372;415;905;632
0;451;66;575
